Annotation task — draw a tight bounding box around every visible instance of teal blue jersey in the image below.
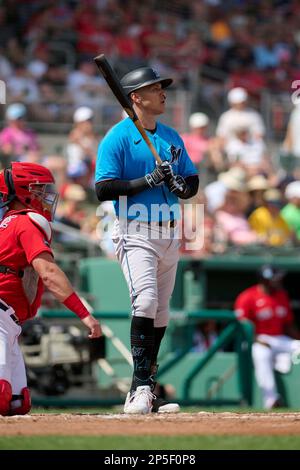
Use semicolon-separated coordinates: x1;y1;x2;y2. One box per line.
95;118;197;222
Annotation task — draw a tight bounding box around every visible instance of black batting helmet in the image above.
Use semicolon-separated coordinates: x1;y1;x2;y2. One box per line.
120;67;173;95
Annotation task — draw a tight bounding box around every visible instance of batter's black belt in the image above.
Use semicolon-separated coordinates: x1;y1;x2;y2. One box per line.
0;265;24;278
147;220;176;228
0;300;20;325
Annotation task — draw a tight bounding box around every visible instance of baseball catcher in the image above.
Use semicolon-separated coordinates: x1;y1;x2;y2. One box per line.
0;162;101;416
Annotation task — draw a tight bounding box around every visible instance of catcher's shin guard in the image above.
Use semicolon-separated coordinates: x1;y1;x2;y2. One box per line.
9;387;31;415
0;379;12;416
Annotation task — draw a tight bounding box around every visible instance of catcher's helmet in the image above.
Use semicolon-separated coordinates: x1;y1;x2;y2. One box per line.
0;162;58;221
120;67;173;95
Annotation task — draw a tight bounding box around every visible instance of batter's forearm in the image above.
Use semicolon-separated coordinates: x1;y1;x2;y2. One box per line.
95;178;149;201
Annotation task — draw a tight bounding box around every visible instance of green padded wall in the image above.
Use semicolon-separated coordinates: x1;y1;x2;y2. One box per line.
79;257;131;313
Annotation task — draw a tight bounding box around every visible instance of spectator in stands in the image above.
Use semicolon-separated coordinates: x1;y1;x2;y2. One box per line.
204;166;247;214
42;153;68;193
181;113;210;169
7;64;39;104
43;64;68;95
224;125;271;178
254;33;281;70
277;175;296;203
65;106;97;189
114;24;145;71
31;79;73;123
246;175;269;217
55;183;87;231
0;103;39;165
209;11;232;47
216;87;265;146
74;7;114;58
26;46;49;80
248;188;293;246
215;185;259;247
0;6;16;50
181;112;224;175
221;29;255;74
67;60;106;108
0;1;296;131
235;265;300;408
191;320;218;353
175;30;205;88
227;64;266;104
0;49;13;81
281;181;300;242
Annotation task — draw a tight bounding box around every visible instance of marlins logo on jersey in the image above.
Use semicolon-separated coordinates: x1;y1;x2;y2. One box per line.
169;144;182;164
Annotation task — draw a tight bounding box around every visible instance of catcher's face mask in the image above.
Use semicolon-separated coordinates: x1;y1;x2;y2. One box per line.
29;183;59;221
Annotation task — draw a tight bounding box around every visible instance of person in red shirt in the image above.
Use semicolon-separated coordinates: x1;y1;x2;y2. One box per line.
235;265;300;409
0;162;102;416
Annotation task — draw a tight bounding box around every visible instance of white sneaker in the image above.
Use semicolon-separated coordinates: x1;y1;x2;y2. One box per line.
123;385;155;414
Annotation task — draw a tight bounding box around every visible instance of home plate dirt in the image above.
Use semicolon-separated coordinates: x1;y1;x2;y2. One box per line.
1;413;300;436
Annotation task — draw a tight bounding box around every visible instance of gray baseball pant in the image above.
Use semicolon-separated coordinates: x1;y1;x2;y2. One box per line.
112;219;180;327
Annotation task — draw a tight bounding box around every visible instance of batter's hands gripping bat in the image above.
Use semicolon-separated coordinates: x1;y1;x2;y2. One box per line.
94;54;162;165
94;54;183;192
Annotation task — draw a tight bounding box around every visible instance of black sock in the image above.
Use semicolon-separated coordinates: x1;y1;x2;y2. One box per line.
151;327;166;367
130;316;155;393
149;327;166;391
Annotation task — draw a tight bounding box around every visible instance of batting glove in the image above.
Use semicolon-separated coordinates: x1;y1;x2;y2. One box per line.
145;161;174;188
167;175;188;197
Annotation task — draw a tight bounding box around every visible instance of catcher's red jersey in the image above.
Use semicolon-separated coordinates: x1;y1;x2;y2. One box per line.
0;209;53;322
234;285;293;335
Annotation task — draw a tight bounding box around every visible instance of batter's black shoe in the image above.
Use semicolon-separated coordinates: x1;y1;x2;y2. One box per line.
149;364;180;413
151;396;180;413
270;397;285;409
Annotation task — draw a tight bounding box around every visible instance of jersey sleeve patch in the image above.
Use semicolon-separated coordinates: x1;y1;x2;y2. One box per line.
27;212;52;242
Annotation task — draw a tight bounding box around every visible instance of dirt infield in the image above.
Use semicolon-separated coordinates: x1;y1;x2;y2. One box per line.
1;412;300;436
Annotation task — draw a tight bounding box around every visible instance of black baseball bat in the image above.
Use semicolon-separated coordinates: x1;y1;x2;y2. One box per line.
94;54;163;164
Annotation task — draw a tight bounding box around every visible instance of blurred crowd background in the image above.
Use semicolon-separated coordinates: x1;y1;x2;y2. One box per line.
2;0;300;260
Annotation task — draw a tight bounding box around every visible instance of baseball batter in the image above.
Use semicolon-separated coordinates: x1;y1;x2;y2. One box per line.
0;162;101;416
235;265;300;409
95;67;199;414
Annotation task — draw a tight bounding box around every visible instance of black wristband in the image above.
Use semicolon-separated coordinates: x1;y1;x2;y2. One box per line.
182;175;199;199
171;174;199;199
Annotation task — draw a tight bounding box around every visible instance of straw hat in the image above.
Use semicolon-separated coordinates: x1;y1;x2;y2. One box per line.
247;175;269;192
218;167;247;191
264;188;282;203
63;184;86;202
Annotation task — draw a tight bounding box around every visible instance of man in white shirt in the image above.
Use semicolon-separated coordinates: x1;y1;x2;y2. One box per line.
216;87;265;145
